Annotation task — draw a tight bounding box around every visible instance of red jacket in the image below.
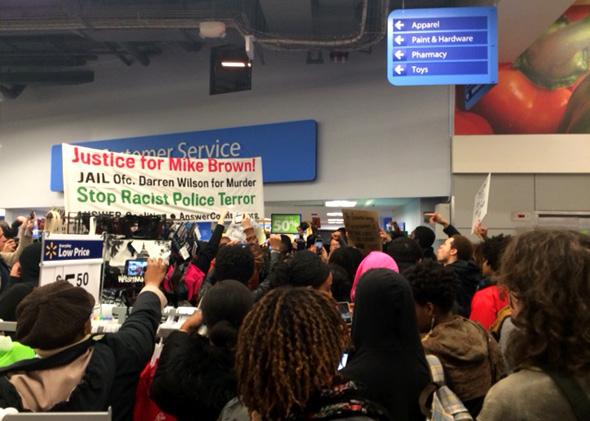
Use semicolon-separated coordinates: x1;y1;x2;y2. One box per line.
469;285;509;330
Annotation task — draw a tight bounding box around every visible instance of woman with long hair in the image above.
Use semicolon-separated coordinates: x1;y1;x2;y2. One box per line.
235;287;388;420
478;230;590;421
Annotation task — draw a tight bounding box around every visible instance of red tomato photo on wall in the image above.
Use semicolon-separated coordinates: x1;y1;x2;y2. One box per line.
455;4;590;135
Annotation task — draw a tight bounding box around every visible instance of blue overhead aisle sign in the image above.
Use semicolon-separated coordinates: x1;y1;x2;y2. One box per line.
387;7;498;86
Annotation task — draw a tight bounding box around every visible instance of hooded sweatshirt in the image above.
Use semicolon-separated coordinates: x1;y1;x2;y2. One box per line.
422;315;504;403
350;252;398;302
341;269;430;421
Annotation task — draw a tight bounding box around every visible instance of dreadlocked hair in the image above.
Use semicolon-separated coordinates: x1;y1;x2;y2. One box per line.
235;287;346;420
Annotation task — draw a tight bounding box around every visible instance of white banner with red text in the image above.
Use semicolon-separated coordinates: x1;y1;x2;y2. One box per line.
62;144;264;221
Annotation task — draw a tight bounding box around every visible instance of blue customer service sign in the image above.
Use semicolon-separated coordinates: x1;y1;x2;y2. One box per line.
50;120;317;192
387;7;498;86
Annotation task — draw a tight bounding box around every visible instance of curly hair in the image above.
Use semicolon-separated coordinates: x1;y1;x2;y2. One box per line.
213;244;254;285
386;237;423;272
499;230;590;375
475;234;512;273
403;260;457;313
268;251;330;290
235;287;346;420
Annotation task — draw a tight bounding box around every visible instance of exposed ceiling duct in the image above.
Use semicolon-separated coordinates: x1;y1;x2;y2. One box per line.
238;0;390;51
5;0;546;98
0;0;399;96
0;0;390;50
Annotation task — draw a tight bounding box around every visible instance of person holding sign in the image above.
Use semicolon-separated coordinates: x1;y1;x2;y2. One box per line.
0;259;168;421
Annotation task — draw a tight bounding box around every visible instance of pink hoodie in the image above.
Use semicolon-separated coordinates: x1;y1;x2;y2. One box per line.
350;251;399;301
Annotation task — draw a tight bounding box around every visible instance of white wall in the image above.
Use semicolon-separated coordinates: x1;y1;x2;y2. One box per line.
453;173;590;233
453;134;590;173
392;199;421;233
452;136;590;239
0;43;451;210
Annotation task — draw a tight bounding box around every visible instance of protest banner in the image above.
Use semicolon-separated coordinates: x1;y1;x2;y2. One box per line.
342;209;382;255
62;144;264;221
472;173;491;234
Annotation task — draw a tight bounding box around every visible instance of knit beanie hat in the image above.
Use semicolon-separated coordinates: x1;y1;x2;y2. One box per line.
15;281;95;350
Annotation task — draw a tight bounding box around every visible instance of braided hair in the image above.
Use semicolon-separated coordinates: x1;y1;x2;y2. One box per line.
235;287;345;420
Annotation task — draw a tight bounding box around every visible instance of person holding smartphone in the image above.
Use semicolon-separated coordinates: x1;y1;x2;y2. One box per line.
306;234;328;263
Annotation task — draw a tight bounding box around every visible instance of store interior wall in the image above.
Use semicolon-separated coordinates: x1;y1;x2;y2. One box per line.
0;43;451;212
452;174;590;240
394;198;421;233
265;196;445;235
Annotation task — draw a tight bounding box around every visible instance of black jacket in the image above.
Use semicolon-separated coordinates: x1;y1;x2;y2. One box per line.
0;290;162;421
0;260;9;294
441;224;482;317
422;247;436;260
449;260;482;317
0;282;36;322
150;330;236;421
443;224;461;237
217;376;390;421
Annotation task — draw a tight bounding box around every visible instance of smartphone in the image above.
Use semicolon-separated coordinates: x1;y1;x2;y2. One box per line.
315;240;323;252
337;301;352;324
30;211;41;240
125;259;148;277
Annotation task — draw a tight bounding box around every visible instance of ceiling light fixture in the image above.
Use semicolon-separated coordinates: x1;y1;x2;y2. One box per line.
325;200;357;208
327;212;343;217
221;61;247;68
210;45;252;95
328;219;344;224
